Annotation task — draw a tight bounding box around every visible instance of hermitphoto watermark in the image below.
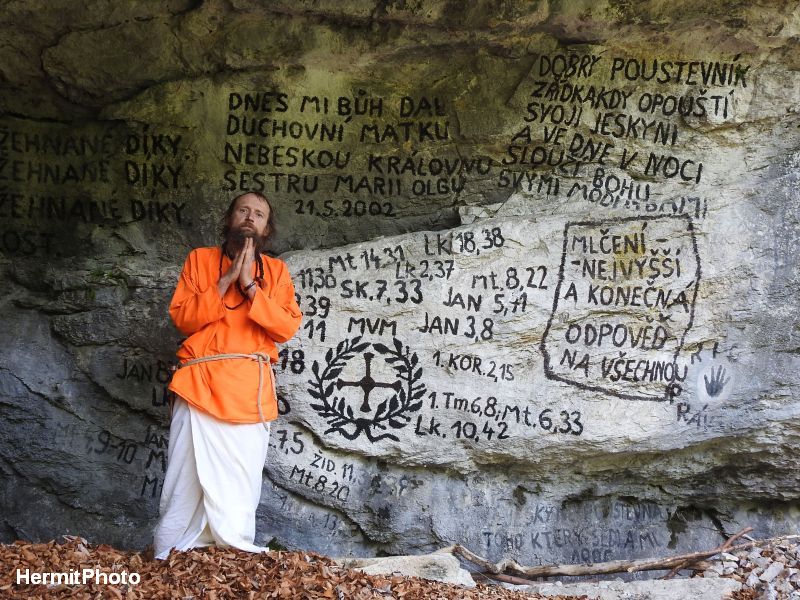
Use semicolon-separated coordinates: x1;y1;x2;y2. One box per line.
16;568;140;586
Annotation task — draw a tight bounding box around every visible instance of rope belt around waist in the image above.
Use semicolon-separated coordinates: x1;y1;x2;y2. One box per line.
176;353;275;432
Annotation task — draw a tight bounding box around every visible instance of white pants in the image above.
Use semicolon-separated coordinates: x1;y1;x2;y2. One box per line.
153;398;271;559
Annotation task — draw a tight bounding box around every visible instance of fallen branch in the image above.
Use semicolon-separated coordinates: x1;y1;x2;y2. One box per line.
481;562;716;587
661;527;751;579
443;533;800;580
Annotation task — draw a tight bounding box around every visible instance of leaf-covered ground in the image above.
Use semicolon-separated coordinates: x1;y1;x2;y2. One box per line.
0;538;587;599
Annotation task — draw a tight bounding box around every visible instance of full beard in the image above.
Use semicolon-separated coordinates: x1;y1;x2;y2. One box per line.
224;226;269;257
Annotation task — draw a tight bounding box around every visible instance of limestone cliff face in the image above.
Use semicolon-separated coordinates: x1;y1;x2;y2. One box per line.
1;0;799;564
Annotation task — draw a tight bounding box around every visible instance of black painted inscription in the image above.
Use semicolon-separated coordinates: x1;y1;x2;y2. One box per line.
223;88;352;193
0;229;55;257
0;126;113;185
503;51;751;212
474;499;666;562
541;215;701;401
418;389;585;441
220;88;485;211
283;221;560;444
115;357;177;407
124;128;183;189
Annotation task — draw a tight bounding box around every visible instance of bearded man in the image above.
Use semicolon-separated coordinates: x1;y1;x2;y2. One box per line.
154;191;302;559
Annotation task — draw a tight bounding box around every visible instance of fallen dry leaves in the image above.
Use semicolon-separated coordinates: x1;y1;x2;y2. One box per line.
727;590;758;600
0;537;588;600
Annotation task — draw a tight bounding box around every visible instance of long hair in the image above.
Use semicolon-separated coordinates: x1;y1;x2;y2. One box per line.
220;191;277;252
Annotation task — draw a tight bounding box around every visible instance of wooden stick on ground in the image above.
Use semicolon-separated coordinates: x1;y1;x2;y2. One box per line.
443;533;800;581
626;533;800;573
661;527;752;579
482;562;717;587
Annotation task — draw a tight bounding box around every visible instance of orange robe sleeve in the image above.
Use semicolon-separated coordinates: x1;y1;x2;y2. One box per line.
247;259;302;343
169;249;226;336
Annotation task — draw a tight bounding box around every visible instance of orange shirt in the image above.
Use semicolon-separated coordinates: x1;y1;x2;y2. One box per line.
168;247;302;423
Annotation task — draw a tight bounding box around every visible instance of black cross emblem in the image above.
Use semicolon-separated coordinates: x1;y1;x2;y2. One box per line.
336;352;402;412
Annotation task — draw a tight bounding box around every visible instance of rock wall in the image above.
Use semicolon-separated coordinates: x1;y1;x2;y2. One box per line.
1;0;799;565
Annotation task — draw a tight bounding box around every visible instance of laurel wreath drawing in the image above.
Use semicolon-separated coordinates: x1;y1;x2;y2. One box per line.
307;336;425;442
